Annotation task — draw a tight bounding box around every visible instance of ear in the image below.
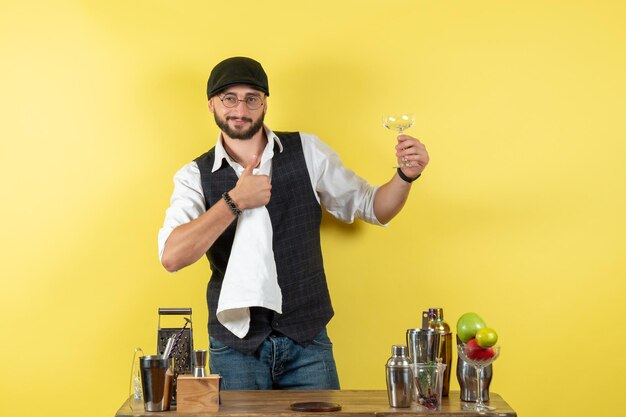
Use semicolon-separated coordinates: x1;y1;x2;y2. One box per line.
208;98;214;113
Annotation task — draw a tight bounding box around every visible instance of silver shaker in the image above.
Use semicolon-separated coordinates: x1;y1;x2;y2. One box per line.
456;336;492;401
406;328;440;363
385;345;413;408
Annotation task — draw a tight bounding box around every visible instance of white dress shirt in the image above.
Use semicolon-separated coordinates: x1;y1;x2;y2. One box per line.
158;126;383;338
158;126;383;261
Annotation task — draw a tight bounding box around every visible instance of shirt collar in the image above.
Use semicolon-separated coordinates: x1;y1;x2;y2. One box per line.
211;125;283;173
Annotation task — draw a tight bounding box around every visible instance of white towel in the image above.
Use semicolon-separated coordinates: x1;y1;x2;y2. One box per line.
216;164;282;338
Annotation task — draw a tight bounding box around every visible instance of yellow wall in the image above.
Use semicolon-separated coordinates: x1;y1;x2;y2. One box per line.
2;1;625;416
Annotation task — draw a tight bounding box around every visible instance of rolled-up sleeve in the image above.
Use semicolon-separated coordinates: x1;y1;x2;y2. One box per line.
157;162;206;260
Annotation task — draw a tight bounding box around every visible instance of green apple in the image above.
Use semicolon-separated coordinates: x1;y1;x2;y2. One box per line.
456;312;486;343
475;327;498;347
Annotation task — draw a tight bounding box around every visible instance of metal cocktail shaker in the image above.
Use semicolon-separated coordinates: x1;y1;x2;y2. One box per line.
385;345;413;408
406;328;440;363
456;336;492;401
140;355;175;412
427;308;452;396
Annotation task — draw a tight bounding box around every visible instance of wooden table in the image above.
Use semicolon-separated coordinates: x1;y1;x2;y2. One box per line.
115;390;517;417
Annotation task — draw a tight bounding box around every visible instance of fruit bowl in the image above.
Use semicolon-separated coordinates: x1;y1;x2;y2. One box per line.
456;344;501;412
457;343;500;368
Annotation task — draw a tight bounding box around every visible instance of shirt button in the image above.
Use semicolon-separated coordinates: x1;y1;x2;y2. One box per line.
273;322;279;327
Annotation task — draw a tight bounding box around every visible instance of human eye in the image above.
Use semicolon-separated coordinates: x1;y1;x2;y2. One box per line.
246;96;260;105
223;94;238;105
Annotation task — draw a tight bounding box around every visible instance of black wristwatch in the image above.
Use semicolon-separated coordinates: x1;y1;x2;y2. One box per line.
397;167;421;183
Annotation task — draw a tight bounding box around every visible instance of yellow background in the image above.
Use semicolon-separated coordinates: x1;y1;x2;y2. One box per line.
1;1;625;416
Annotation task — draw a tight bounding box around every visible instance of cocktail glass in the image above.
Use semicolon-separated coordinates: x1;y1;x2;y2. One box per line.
456;344;501;412
382;113;415;168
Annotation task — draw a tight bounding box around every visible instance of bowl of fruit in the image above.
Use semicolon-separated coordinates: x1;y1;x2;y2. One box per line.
456;312;501;412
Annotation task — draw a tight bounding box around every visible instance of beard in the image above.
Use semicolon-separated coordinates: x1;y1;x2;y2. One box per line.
214;111;265;140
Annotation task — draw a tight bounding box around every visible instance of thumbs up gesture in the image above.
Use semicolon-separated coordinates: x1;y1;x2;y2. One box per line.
228;155;272;210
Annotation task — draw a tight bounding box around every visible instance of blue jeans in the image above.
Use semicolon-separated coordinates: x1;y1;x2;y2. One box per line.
208;328;340;390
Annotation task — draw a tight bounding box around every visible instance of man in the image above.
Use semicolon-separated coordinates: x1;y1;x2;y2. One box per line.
158;57;429;390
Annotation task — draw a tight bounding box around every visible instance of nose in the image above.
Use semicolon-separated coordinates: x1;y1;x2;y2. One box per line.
228;99;249;115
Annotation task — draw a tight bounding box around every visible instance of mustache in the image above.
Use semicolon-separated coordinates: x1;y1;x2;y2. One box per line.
226;116;253;123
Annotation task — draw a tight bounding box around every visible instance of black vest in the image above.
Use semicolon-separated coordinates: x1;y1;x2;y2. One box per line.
194;132;334;355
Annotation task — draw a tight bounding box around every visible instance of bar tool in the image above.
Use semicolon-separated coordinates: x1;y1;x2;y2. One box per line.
426;307;452;396
192;350;208;378
456;335;492;401
406;328;440;363
385;345;413;408
157;308;193;405
140;355;175;412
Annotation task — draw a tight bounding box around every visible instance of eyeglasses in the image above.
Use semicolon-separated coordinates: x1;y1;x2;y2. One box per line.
217;93;264;110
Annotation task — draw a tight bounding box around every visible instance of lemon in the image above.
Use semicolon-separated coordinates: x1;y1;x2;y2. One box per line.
475;327;498;347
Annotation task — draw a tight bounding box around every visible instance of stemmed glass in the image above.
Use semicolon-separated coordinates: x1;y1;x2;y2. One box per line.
456;344;501;412
129;347;144;410
382;113;416;168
